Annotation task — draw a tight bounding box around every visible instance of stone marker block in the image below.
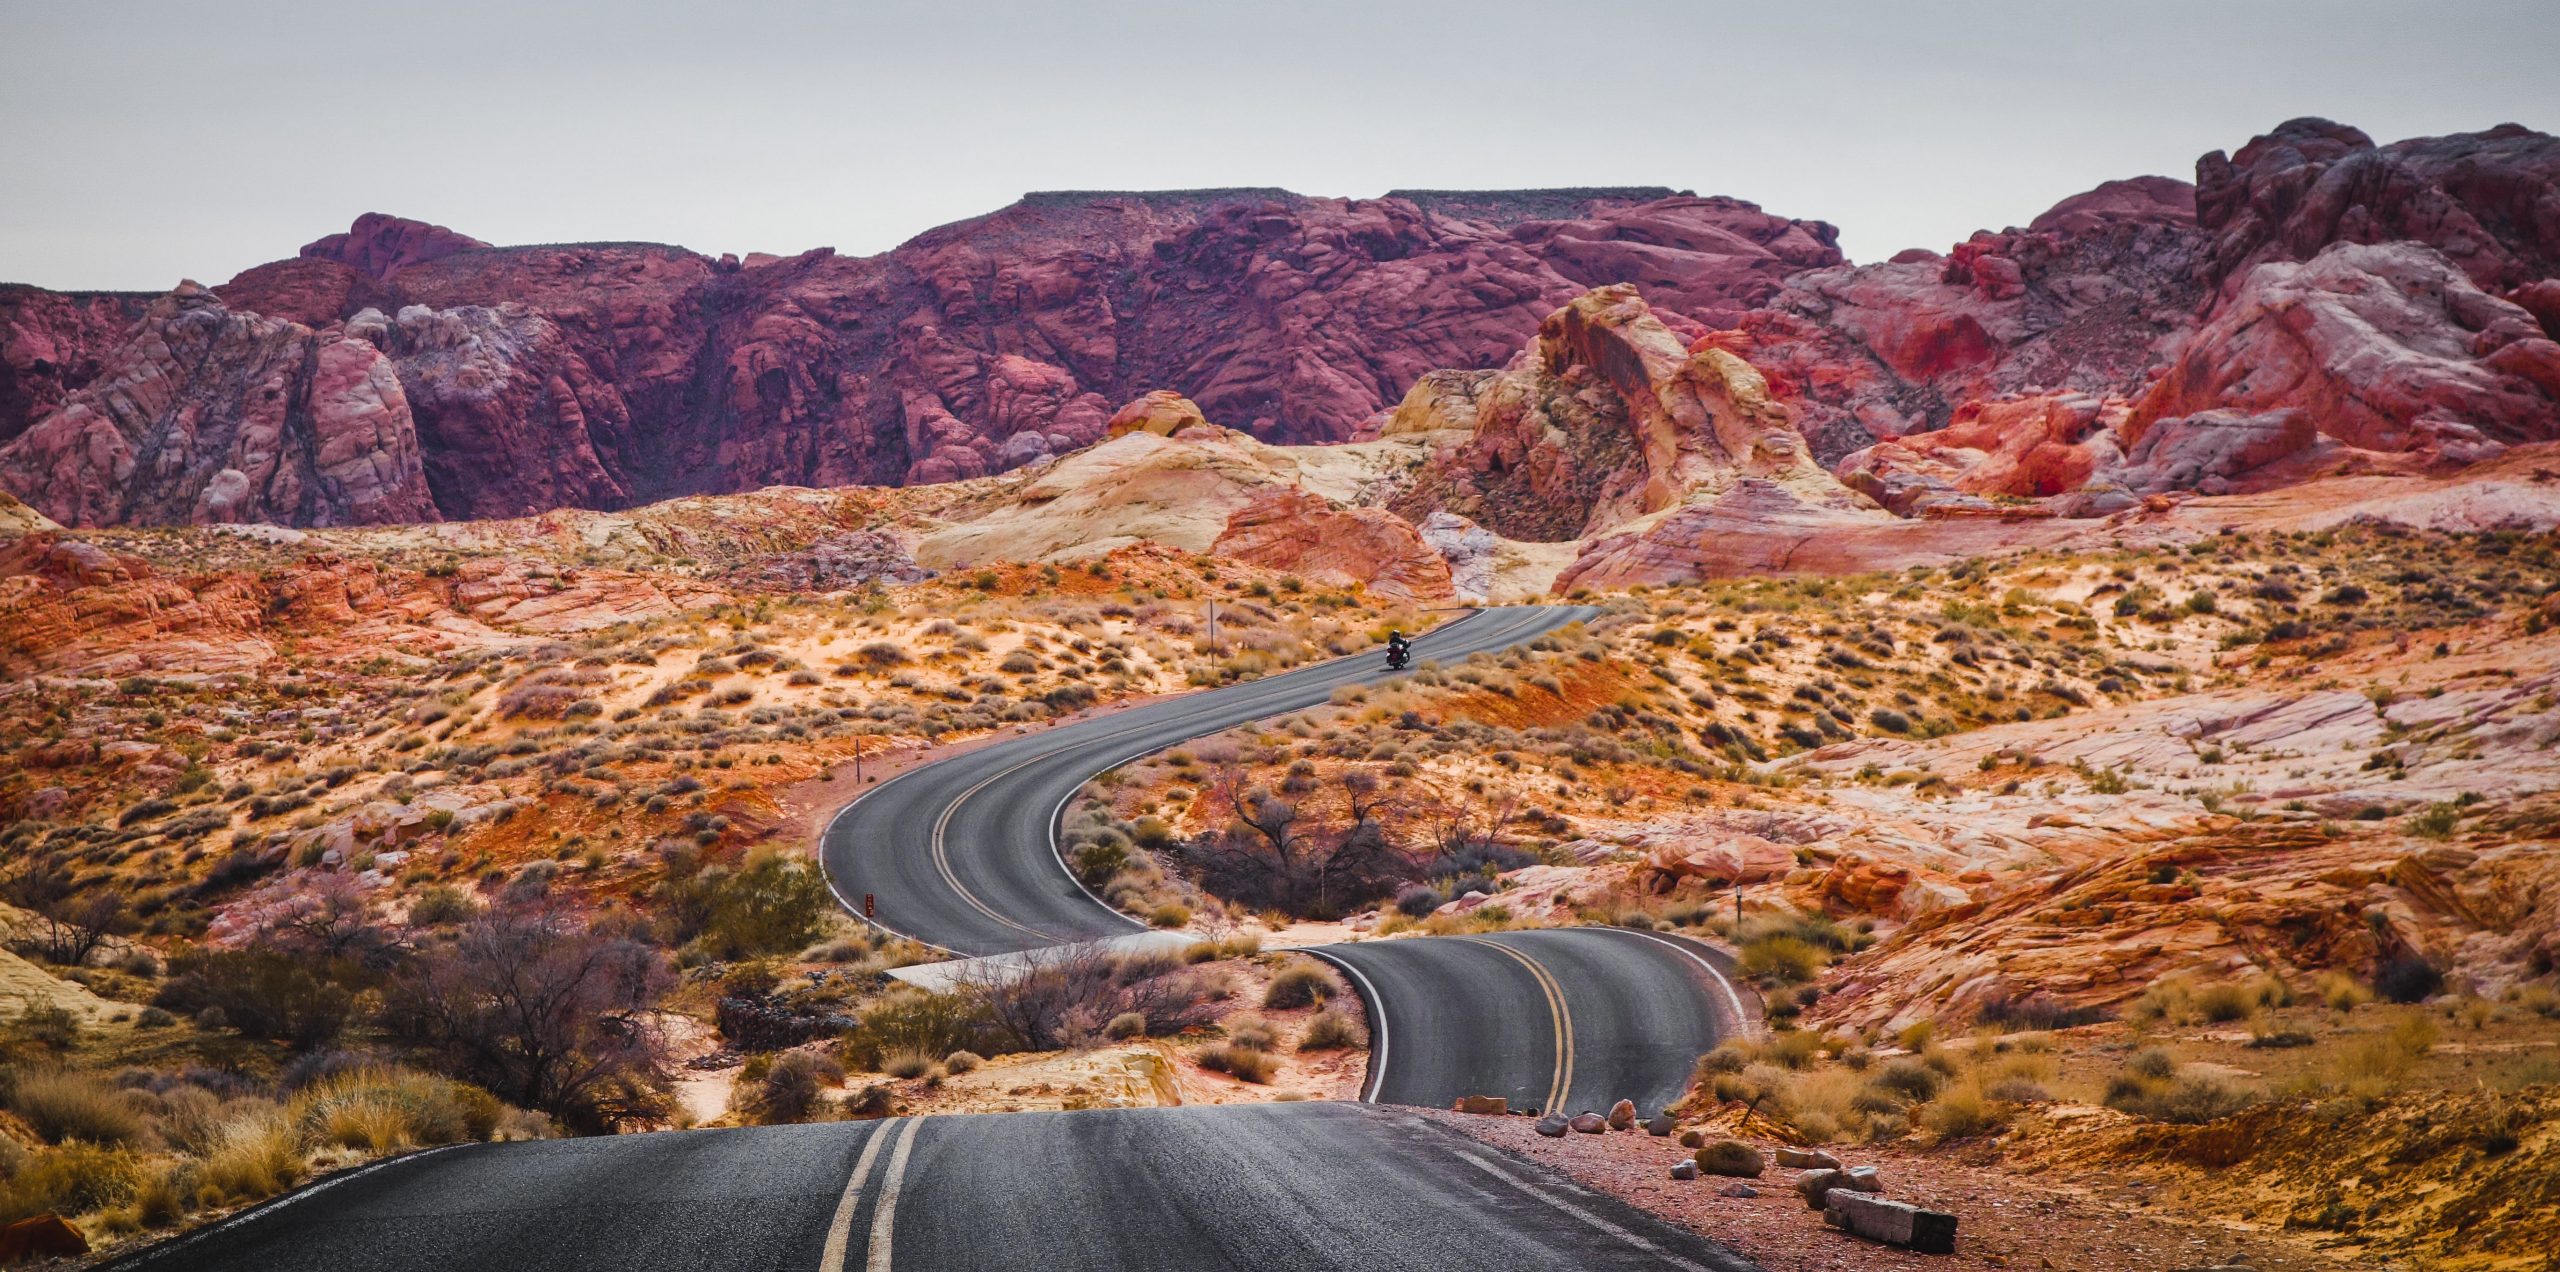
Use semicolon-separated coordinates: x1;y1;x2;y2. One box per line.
1453;1094;1509;1115
1825;1191;1958;1254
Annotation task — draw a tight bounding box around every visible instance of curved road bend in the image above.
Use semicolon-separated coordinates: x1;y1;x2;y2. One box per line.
822;605;1598;957
119;1103;1757;1272
822;603;1754;1114
1314;927;1753;1116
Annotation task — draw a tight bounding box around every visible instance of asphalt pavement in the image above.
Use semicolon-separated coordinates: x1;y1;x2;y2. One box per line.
118;1103;1757;1272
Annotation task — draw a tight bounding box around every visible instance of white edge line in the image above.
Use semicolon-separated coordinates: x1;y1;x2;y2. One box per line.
1453;1149;1717;1272
110;1144;470;1269
1607;927;1757;1041
1301;947;1391;1104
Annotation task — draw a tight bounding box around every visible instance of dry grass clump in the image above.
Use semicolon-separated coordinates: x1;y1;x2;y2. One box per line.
2284;1010;2440;1097
1696;1027;2057;1144
289;1067;503;1153
7;1068;149;1146
2102;1047;2260;1124
1299;1009;1365;1051
197;1106;305;1204
1196;1041;1278;1084
0;1141;144;1225
1693;1139;1764;1177
1262;960;1340;1010
2128;973;2293;1025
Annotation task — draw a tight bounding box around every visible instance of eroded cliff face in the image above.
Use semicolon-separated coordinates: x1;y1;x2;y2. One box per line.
0;190;1841;527
0;284;437;527
5;118;2554;534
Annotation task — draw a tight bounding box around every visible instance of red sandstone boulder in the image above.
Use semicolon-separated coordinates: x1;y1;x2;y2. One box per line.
1106;390;1212;439
1394;285;1856;541
0;1214;87;1262
1211;487;1454;603
2125;241;2560;463
1837;392;2122;512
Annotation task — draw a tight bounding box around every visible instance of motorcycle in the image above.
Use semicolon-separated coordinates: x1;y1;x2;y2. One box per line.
1384;642;1411;671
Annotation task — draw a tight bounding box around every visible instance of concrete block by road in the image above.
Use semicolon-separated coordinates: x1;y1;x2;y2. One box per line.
1824;1191;1958;1254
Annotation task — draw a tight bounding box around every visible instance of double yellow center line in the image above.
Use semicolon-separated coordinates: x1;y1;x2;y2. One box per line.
819;1116;924;1272
1461;937;1575;1115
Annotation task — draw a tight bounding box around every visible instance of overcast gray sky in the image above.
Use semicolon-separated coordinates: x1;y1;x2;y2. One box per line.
4;1;2554;291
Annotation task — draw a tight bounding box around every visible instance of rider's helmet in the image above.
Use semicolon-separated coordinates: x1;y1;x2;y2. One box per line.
1389;629;1403;640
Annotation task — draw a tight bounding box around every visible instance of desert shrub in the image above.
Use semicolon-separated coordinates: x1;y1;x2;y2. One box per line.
2125;1047;2178;1080
1300;1010;1365;1051
2191;980;2259;1023
197;1107;305;1203
1692;1140;1764;1177
7;1069;148;1147
1974;992;2109;1031
1263;961;1338;1010
378;901;675;1133
942;1050;982;1075
0;1142;143;1223
1737;933;1827;985
842;988;994;1071
748;1052;840;1124
408;885;481;926
10;1002;80;1050
1394;884;1444;917
1226;1016;1279;1051
656;851;834;961
882;1049;934;1080
1196;1042;1277;1084
289;1067;503;1151
2375;955;2444;1003
1104;1012;1148;1041
2104;1051;2259;1124
2315;970;2374;1011
1694;1042;1753;1077
1872;1058;1944;1102
968;945;1223;1051
2408;801;2464;839
1919;1080;2006;1139
156;948;355;1052
134;1165;192;1228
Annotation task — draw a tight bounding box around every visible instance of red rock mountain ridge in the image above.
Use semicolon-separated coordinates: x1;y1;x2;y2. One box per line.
4;118;2556;534
0;188;1838;527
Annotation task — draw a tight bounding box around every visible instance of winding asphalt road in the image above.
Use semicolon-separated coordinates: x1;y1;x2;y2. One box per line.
118;1104;1755;1272
120;605;1764;1270
823;604;1754;1115
821;605;1597;958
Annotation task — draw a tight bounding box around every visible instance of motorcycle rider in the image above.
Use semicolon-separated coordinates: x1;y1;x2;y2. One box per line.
1385;628;1412;669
